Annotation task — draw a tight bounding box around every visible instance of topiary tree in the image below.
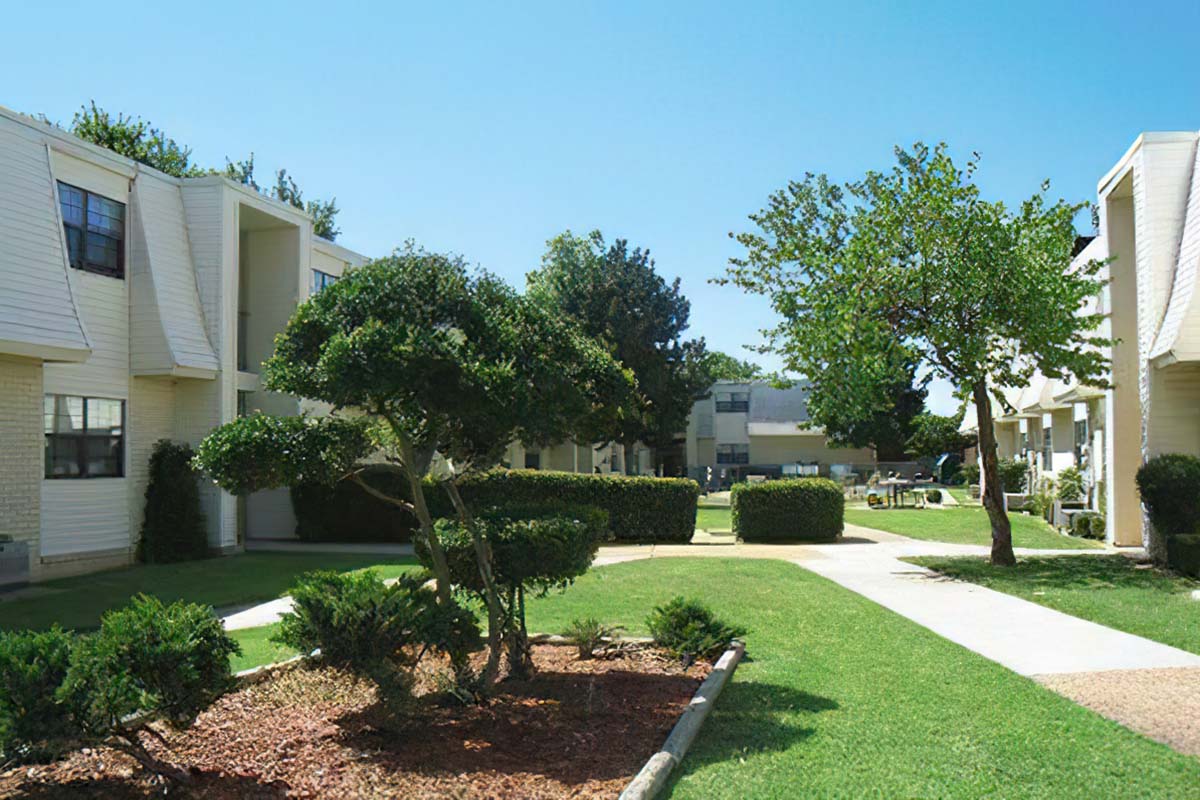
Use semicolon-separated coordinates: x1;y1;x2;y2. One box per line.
194;244;633;687
138;440;208;563
723;143;1109;565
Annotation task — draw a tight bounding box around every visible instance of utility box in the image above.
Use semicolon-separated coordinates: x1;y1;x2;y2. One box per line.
0;539;30;589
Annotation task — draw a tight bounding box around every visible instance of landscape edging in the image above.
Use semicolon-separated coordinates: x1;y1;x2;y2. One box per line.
618;639;746;800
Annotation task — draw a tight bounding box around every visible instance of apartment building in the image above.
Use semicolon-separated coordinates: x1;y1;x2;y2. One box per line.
0;107;365;581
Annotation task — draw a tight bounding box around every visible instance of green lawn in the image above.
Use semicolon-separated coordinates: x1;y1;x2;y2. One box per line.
907;554;1200;656
846;506;1100;550
945;486;978;505
696;504;732;531
0;552;418;632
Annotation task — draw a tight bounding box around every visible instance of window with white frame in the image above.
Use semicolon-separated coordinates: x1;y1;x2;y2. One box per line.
43;395;125;478
57;182;125;278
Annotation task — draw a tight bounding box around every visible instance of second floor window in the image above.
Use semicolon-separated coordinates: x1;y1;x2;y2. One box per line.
715;392;750;413
58;182;125;279
716;443;749;464
311;269;338;294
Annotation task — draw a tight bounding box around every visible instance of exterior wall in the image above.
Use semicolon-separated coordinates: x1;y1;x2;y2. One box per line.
127;376;177;543
0;357;42;579
748;436;873;468
1146;363;1200;457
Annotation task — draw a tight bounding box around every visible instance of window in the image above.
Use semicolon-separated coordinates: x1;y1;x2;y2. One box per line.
1042;425;1053;470
43;395;125;478
57;182;125;278
1074;418;1088;464
311;269;338;294
524;451;541;470
716;443;749;464
715;392;750;413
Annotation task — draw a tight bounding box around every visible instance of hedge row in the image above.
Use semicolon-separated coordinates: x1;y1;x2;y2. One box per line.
291;468;699;544
731;478;844;542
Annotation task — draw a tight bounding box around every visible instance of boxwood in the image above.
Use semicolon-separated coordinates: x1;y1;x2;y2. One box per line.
731;478;844;542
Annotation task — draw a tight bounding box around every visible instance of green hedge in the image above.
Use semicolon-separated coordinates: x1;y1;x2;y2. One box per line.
1167;534;1200;578
1136;454;1200;537
290;465;417;543
436;470;699;543
138;440;208;563
731;478;844;542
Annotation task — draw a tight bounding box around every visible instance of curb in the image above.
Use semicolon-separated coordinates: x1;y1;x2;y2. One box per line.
619;640;745;800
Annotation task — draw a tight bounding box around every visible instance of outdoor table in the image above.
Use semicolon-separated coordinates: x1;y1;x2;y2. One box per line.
875;478;913;508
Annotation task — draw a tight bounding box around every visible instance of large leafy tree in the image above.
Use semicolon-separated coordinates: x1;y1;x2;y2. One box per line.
529;231;712;472
817;356;928;461
194;244;632;683
906;412;978;460
723;143;1108;565
703;350;764;382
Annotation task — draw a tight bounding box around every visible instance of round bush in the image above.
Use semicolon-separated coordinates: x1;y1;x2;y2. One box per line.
731;478;844;542
996;459;1029;493
1136;454;1200;537
925;488;942;504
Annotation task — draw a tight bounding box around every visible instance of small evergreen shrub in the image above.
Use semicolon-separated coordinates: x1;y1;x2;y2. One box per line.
1071;511;1106;540
647;596;745;663
563;617;624;660
925;488;943;504
291;465;417;542
1166;534;1200;578
0;627;76;764
731;478;843;542
997;459;1028;493
961;463;980;485
138;440;207;563
1136;454;1200;537
430;470;699;543
1057;466;1085;502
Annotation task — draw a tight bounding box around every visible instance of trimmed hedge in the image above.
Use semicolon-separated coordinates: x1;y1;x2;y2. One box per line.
1167;534;1200;578
138;440;207;563
434;470;700;543
731;478;844;542
291;465;417;543
1136;454;1200;537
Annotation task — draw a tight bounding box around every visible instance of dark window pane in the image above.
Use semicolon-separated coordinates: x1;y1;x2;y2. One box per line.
45;436;83;478
85;233;120;271
58;183;83;226
64;225;84;268
84;436;123;477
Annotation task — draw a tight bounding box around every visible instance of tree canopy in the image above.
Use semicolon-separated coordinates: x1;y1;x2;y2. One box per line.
817;356;928;461
703;351;764;382
723;142;1108;565
906;412;977;460
528;230;711;468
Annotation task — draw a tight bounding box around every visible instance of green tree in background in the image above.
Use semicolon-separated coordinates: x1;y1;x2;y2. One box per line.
906;411;978;459
529;230;712;473
703;350;764;382
723;143;1108;566
816;356;928;461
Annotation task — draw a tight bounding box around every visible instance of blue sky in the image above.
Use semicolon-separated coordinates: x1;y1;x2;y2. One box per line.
6;0;1199;414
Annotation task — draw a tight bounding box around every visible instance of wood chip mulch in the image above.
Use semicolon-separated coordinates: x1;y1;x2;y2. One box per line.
0;645;709;799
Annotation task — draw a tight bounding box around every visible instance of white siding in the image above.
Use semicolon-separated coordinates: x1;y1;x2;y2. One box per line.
1151;137;1200;361
40;480;130;557
130;173;218;375
0;116;90;357
127;376;176;538
43;275;129;399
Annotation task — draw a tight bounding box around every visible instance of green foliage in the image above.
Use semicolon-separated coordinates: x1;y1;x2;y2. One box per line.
1071;511;1106;540
1166;534;1200;579
821;358;928;460
193;413;372;496
435;470;699;543
291;466;417;542
906;412;977;459
961;463;980;485
138;440;207;563
925;488;943;504
646;596;745;662
723;142;1110;563
997;459;1028;493
272;168;341;241
69;101;205;178
703;351;763;382
731;478;843;542
0;628;76;764
1025;477;1056;519
563;617;624;660
273;570;478;697
1057;466;1084;502
60;596;239;734
529;230;711;458
1136;454;1200;537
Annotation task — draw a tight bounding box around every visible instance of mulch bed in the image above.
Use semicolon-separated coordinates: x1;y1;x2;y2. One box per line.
0;645;709;799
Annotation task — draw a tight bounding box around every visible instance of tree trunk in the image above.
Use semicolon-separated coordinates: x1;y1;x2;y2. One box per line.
443;479;506;687
397;439;454;606
973;379;1016;566
623;443;636;476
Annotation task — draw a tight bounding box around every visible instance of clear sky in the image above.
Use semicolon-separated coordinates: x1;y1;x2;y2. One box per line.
6;0;1199;414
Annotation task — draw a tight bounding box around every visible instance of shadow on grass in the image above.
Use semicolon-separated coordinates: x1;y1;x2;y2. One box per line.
4;771;289;799
916;554;1195;593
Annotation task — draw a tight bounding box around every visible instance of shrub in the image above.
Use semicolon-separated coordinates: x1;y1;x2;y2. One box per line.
1057;466;1085;502
961;463;980;485
138;440;207;563
1136;454;1200;537
646;596;745;663
0;627;76;764
731;478;843;542
925;488;942;504
273;570;478;702
1071;511;1106;540
291;465;417;542
997;459;1028;493
432;470;699;543
1167;534;1200;578
563;617;624;660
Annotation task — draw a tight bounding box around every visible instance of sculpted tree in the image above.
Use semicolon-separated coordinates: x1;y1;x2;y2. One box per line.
529;231;711;472
723;143;1108;565
195;244;632;682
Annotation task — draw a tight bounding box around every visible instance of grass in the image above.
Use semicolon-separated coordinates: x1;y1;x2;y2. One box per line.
845;506;1100;550
0;552;419;632
696;504;732;531
945;486;978;505
233;557;1198;797
907;554;1200;655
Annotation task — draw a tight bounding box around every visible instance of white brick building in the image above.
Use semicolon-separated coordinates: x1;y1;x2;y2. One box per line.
0;107;366;582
